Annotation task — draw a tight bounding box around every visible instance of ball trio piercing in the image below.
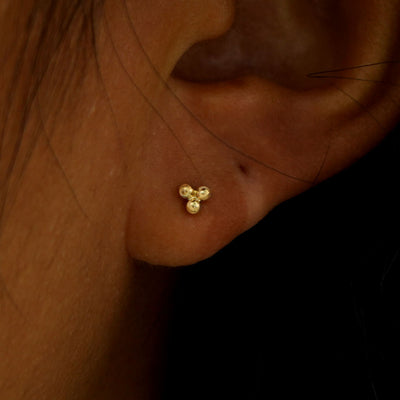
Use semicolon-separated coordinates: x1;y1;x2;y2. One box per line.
179;184;211;214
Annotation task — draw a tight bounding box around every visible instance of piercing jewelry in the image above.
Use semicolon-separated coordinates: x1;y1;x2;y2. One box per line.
179;184;211;214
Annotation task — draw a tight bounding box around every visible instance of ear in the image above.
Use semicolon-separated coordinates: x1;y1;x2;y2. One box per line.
126;0;400;266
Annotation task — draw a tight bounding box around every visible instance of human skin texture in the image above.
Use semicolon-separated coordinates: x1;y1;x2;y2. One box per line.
1;0;400;398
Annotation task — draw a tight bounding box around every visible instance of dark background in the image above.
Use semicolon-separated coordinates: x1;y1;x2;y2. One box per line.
161;124;400;399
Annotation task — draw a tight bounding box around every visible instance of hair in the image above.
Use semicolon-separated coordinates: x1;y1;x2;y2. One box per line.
0;0;102;227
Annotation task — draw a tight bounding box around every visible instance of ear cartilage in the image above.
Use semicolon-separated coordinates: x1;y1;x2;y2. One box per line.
179;184;211;215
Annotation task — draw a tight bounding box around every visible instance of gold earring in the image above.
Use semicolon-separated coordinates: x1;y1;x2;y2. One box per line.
179;184;211;214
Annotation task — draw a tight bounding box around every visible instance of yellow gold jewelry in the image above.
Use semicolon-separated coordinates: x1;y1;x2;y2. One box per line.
179;184;211;214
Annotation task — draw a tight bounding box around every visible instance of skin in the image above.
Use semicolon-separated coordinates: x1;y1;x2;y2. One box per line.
1;0;400;398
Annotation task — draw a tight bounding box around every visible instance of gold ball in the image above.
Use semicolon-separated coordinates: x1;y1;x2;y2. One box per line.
187;200;200;214
197;186;211;201
179;184;193;199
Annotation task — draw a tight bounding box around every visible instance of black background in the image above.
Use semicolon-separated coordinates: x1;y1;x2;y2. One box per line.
161;124;400;399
